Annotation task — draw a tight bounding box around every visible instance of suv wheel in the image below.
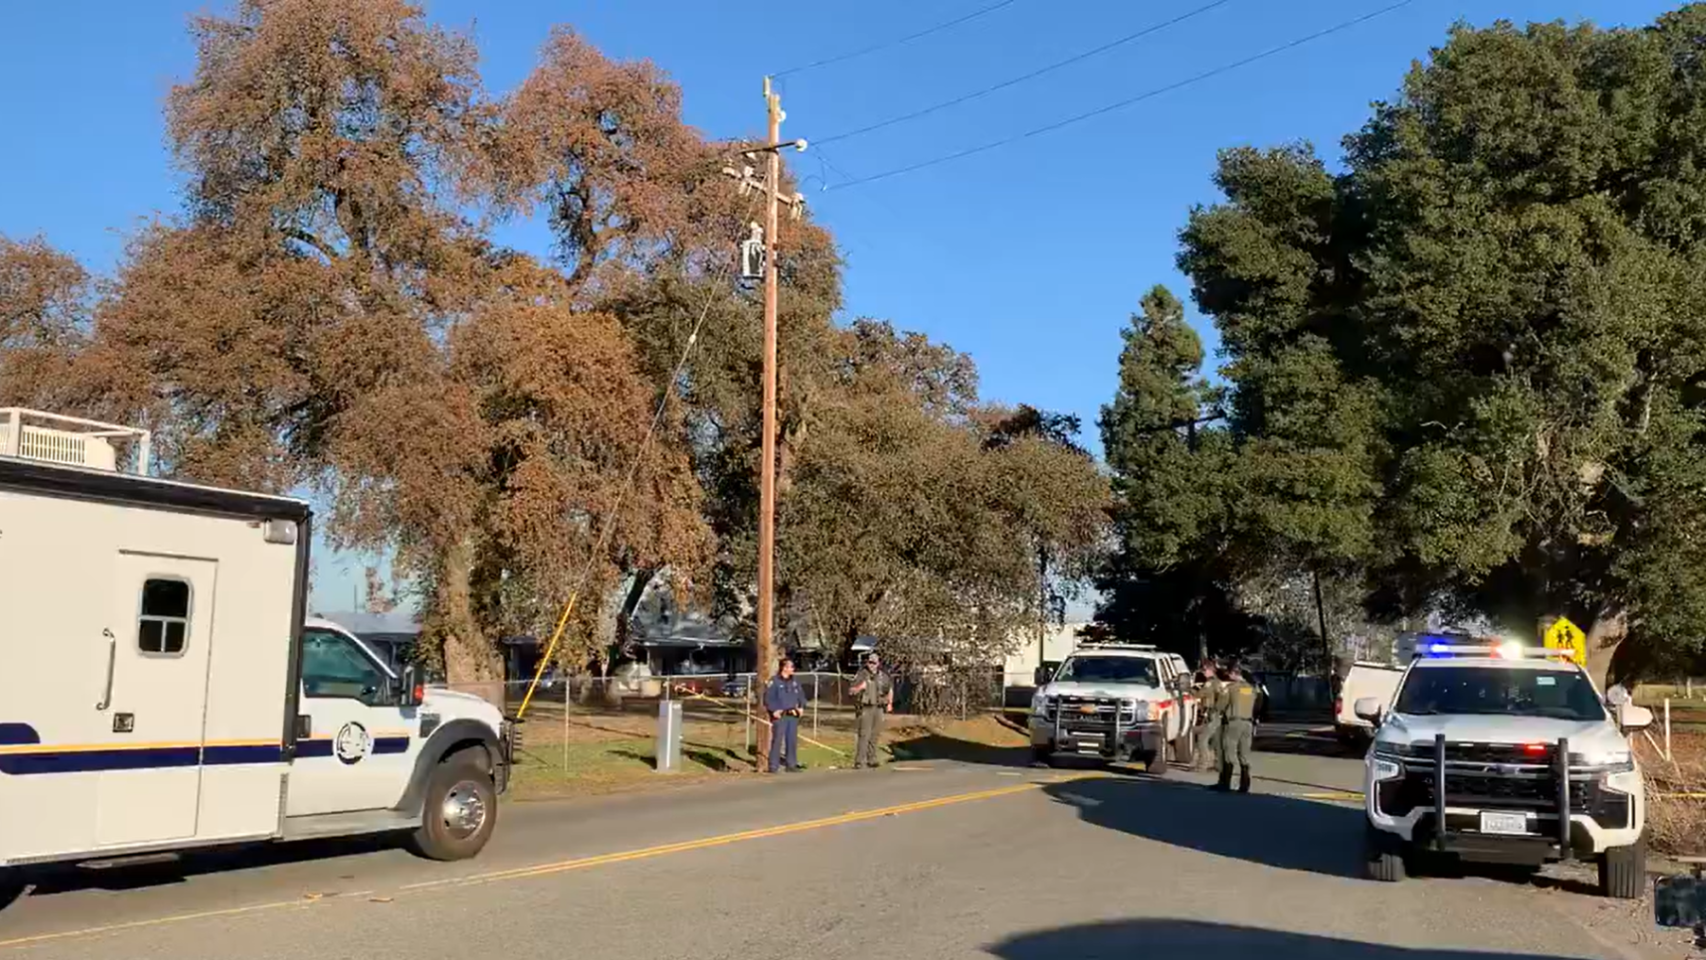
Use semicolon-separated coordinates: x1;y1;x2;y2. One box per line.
1030;744;1053;767
1597;837;1646;900
1364;824;1406;882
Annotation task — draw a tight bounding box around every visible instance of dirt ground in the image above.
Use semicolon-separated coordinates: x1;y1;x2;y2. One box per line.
1638;730;1706;857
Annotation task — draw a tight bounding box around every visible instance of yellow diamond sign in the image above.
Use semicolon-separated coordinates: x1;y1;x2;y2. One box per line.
1543;616;1587;666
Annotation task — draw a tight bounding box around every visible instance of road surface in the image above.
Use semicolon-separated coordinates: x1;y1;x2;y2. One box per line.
0;726;1689;959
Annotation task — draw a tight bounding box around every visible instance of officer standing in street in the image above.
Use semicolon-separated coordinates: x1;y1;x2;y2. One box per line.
765;658;807;773
1214;663;1263;793
1192;658;1224;774
849;651;893;769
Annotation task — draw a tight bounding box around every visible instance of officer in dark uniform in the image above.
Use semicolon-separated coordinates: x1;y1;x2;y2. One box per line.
764;658;807;773
1214;663;1263;793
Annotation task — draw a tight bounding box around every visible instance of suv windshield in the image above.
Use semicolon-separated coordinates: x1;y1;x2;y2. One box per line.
1394;666;1605;722
1056;656;1158;687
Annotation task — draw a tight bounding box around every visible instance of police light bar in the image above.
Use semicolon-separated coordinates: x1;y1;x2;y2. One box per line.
1078;642;1158;652
1414;642;1572;661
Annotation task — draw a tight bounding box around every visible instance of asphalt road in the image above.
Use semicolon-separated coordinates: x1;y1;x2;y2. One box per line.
0;726;1690;960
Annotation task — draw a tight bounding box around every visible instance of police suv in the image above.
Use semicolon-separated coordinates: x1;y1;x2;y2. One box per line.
1356;638;1653;899
1029;643;1196;773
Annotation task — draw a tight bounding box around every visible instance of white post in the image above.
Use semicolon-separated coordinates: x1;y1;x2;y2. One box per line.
1664;698;1672;762
812;672;819;739
4;409;19;457
562;683;569;780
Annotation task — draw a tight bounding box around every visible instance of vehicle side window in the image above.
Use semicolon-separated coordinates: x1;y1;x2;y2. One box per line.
301;629;390;705
138;578;191;656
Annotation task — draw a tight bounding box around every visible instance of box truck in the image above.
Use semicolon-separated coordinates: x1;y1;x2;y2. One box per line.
0;409;510;883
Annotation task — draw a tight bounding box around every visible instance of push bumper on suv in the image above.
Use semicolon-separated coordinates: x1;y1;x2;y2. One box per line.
1365;735;1642;861
1030;695;1164;761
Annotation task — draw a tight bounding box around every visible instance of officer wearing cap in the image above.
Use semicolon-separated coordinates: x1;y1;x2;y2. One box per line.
1192;657;1225;774
849;651;893;769
1214;663;1263;793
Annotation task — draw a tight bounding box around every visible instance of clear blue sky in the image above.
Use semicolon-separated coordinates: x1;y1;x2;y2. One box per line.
0;0;1680;614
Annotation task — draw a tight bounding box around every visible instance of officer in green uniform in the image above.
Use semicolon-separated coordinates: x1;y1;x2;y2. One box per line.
849;652;893;769
1214;664;1262;793
1191;658;1224;773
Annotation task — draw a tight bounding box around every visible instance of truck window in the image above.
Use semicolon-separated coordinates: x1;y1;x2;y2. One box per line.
1056;656;1159;687
302;628;390;705
138;578;191;655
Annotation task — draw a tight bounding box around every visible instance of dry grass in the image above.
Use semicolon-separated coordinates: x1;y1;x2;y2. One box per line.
1638;731;1706;857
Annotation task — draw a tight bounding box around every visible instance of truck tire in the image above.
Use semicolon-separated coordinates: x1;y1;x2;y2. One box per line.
1030;744;1053;767
1148;741;1170;777
1364;825;1406;883
408;754;497;862
1597;838;1646;900
1172;730;1194;767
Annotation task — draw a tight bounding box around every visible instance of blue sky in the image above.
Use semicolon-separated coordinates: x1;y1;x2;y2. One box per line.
0;0;1680;613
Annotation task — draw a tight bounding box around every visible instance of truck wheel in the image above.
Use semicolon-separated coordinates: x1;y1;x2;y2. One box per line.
409;754;497;862
1030;744;1053;767
1364;825;1406;882
0;868;24;911
1172;731;1194;767
1597;838;1646;900
1148;742;1170;777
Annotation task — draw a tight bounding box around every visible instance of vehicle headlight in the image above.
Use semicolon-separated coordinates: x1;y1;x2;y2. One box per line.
1576;747;1633;772
1371;740;1408;761
1371;757;1403;781
1032;694;1053;716
1128;699;1150;721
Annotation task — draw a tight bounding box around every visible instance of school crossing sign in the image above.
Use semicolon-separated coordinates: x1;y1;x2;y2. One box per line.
1543;616;1587;666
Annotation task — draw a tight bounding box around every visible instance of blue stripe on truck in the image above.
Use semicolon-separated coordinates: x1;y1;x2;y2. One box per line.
0;724;410;775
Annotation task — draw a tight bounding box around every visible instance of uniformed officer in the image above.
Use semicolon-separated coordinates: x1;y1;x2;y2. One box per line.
1192;658;1224;773
1214;663;1263;793
765;658;807;773
849;652;893;769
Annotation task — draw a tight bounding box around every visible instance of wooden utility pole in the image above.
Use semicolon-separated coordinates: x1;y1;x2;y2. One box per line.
754;77;784;764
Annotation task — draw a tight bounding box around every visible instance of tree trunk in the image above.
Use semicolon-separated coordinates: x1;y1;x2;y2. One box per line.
1584;609;1628;690
438;539;504;709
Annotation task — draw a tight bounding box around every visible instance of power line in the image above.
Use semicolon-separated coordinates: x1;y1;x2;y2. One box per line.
773;0;1023;79
816;0;1240;147
824;0;1417;190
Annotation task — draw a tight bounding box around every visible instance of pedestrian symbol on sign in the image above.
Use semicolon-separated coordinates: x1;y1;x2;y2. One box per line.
1542;616;1587;666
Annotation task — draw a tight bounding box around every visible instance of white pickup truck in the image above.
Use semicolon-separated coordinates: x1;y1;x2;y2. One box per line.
1029;644;1197;773
1336;661;1405;748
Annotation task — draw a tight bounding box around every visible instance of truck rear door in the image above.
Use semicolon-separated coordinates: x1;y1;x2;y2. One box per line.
95;552;218;847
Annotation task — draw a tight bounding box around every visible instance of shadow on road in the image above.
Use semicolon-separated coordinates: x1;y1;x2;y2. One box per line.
987;919;1580;959
1;833;403;909
1041;778;1366;879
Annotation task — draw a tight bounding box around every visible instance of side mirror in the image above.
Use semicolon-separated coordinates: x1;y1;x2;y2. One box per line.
399;664;420;708
1606;684;1632;707
1618;703;1653;732
1034;665;1051;687
1353;697;1384;723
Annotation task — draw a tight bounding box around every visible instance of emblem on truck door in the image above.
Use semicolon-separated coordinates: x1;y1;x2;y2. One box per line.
334;722;372;765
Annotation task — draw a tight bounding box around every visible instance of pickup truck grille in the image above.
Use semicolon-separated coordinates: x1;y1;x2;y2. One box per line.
1375;745;1630;830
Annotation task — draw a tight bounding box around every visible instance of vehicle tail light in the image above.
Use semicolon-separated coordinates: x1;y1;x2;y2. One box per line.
413;684;425;702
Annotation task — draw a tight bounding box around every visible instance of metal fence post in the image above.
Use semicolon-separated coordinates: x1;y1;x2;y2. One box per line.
562;682;569;780
1665;698;1673;762
744;683;753;754
813;672;820;738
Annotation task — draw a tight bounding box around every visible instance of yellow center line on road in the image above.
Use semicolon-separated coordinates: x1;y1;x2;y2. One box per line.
403;780;1051;890
0;778;1059;951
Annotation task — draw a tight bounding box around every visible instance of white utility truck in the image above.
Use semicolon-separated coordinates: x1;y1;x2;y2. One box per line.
1358;636;1652;898
0;409;511;884
1029;643;1197;772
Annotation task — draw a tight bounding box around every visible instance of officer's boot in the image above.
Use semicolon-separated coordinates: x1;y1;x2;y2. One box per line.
1238;767;1252;794
1212;764;1232;791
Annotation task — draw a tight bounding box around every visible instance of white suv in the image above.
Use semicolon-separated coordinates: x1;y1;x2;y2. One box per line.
1029;644;1196;773
1357;641;1653;899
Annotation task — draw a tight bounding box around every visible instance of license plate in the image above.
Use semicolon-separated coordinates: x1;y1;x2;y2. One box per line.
1479;812;1530;836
